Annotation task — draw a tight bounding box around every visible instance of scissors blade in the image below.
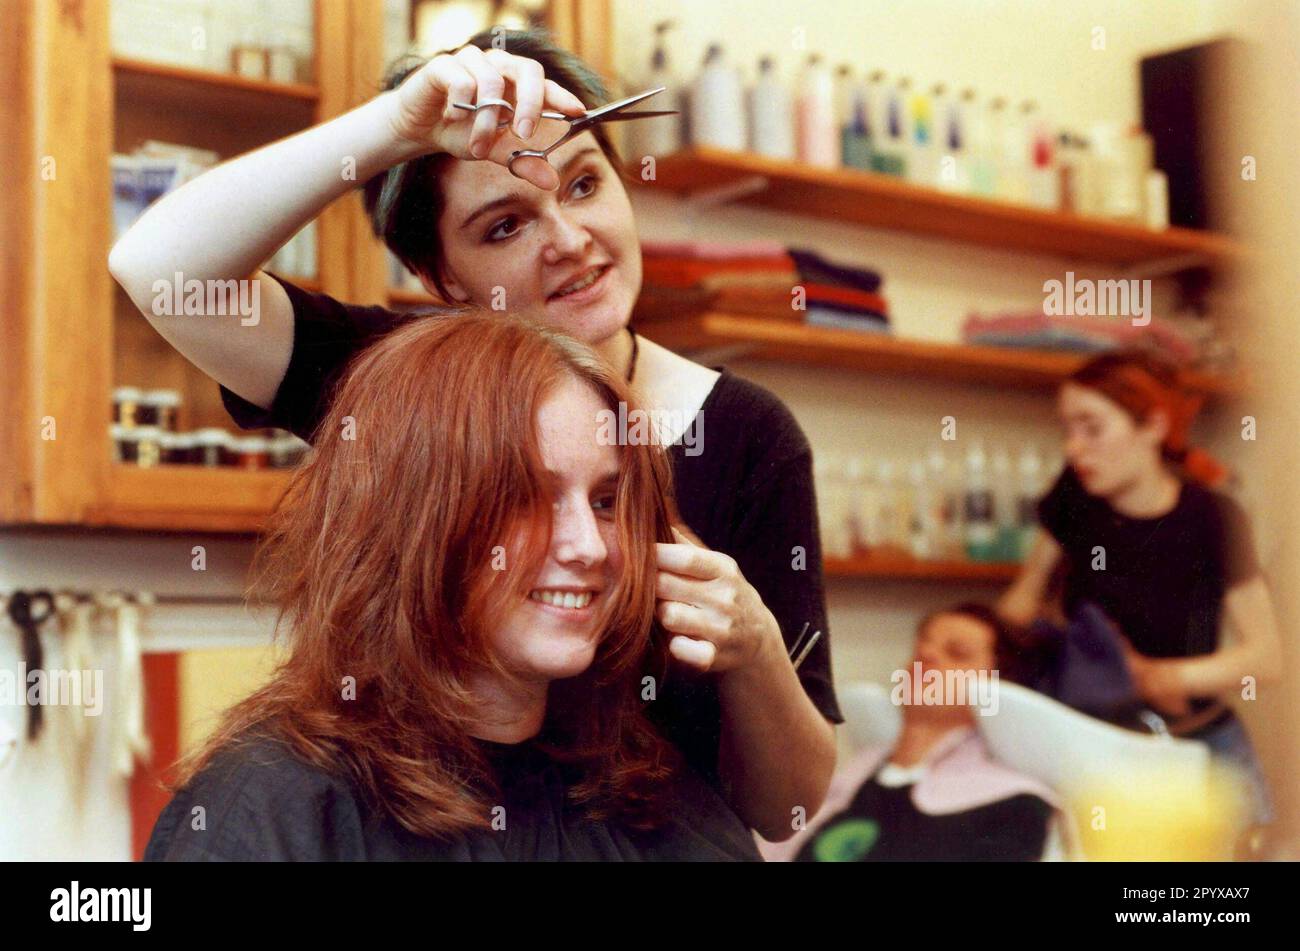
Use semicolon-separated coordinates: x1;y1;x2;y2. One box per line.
579;87;669;123
587;109;679;122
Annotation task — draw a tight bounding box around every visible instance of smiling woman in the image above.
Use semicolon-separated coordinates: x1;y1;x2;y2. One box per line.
143;312;760;861
109;25;842;845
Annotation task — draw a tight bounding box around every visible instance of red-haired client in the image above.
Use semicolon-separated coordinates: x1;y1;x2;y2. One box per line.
144;313;761;860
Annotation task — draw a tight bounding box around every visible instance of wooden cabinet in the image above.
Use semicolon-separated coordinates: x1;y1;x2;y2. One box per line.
0;0;609;532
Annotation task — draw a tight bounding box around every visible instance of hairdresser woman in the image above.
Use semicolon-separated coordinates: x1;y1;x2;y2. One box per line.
997;350;1283;827
109;28;840;841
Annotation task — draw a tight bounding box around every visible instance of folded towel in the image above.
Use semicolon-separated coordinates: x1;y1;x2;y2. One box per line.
789;247;883;294
805;307;891;333
641;254;797;289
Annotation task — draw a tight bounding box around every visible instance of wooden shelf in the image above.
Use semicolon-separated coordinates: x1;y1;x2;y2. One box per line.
113;55;318;108
825;552;1021;583
92;465;293;533
637;312;1238;397
642;148;1244;269
112;56;318;148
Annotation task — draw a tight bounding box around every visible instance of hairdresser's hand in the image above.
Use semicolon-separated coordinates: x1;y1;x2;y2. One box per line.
654;527;784;674
385;44;589;190
1121;640;1193;718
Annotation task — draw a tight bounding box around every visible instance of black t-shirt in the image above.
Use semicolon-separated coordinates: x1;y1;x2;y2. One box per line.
1037;465;1260;660
219;274;843;786
793;773;1052;862
143;732;761;861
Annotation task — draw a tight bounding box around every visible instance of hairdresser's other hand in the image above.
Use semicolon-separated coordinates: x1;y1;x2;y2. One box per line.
385;44;588;190
1121;640;1193;718
654;526;784;674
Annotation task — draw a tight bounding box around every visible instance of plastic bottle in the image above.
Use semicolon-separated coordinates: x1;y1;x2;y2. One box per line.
930;83;961;190
749;54;795;159
1023;101;1058;209
833;63;855;138
963;89;995;196
626;20;683;159
907;458;935;560
864;70;890;172
795;54;838;167
906;81;935;185
963;441;998;561
690;43;746;151
876;459;903;551
996;100;1031;204
1090;123;1152;222
1056;131;1080;212
1014;445;1045;561
991;446;1016;560
1145;168;1169;229
846;455;871;552
983;96;1009;198
927;444;963;559
841;71;874;170
875;77;910;176
816;455;854;559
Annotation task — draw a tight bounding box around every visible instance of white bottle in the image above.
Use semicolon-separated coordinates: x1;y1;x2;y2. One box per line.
749;55;795;160
795;54;838;167
997;100;1031;204
1145;169;1169;229
691;43;746;151
626;20;683;159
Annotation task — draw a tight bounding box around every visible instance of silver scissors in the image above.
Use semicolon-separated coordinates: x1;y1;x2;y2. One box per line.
451;86;677;178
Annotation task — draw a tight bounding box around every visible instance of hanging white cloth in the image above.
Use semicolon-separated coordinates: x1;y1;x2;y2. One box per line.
106;594;152;778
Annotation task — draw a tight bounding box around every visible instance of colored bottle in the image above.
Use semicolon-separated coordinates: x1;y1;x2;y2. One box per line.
1014;445;1045;561
841;70;874;170
1023;101;1059;209
964;442;998;561
875;77;910;176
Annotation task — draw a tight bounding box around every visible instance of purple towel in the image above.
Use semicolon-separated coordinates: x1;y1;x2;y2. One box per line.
789;248;883;295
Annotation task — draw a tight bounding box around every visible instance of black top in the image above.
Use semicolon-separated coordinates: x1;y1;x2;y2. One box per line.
218;274;843;786
143;732;762;861
793;773;1052;862
1037;465;1260;660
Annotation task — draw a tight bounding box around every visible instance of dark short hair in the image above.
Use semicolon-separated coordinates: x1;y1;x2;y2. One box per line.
916;602;1035;684
361;28;624;300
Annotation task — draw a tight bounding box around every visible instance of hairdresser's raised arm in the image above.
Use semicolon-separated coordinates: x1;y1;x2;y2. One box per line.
108;46;586;409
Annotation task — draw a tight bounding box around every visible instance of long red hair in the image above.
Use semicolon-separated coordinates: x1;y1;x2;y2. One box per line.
167;312;684;838
1068;348;1229;488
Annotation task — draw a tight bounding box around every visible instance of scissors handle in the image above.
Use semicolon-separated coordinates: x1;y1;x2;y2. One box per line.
451;99;570;125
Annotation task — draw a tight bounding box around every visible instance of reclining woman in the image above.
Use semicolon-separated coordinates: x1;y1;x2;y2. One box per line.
145;313;761;861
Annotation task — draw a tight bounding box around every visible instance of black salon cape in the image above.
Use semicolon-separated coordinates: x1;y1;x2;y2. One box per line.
793;774;1052;862
218;274;844;786
144;733;762;861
